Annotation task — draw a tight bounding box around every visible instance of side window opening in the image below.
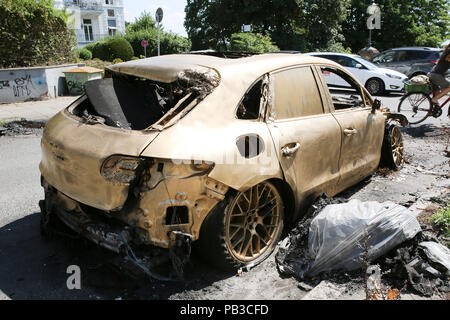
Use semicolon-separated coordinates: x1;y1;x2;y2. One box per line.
372;51;396;63
320;67;366;111
272;66;324;120
236;79;262;120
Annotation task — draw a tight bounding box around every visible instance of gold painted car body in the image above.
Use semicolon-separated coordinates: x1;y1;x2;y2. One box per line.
39;53;396;250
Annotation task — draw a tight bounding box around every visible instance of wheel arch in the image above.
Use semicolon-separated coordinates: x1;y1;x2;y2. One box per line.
365;77;385;91
268;178;296;223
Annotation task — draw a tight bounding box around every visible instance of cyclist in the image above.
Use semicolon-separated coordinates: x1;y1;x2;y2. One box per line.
428;44;450;112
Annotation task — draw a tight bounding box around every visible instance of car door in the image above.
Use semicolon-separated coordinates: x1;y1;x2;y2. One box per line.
345;57;370;85
372;50;399;71
395;50;417;75
265;65;342;205
314;65;386;193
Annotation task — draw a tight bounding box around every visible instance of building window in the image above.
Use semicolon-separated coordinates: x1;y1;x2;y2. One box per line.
83;19;93;42
108;9;115;17
108;19;117;36
107;19;117;28
105;0;114;5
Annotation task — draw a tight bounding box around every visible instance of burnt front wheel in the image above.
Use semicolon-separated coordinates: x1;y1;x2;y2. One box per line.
380;124;404;170
195;181;284;271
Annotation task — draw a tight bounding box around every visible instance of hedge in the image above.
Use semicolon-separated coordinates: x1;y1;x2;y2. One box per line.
0;0;77;68
90;37;134;62
78;47;92;60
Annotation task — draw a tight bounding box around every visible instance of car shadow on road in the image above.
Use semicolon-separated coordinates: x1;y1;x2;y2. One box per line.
0;212;235;300
402;123;447;138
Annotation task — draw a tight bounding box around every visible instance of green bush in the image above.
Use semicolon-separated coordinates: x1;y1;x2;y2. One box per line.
0;0;77;68
84;42;97;53
131;56;139;60
113;58;123;64
78;47;92;60
230;33;279;53
105;37;134;61
429;204;450;237
90;37;134;62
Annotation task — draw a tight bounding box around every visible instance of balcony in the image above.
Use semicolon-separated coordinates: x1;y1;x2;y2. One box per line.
75;30;122;46
64;0;102;11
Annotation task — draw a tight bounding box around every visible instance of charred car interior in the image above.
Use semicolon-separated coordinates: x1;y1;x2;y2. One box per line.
39;53;407;280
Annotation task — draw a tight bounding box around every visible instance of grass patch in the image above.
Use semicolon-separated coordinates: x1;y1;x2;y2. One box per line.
429;202;450;237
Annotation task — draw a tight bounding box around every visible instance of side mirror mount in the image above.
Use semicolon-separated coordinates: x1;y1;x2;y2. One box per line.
372;99;381;113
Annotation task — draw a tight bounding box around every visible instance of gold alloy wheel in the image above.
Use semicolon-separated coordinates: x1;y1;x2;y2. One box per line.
391;126;404;167
225;182;282;262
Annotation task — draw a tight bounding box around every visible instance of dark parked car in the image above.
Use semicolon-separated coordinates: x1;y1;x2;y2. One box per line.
370;47;443;78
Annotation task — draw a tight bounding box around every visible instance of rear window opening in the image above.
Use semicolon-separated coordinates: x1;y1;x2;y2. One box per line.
70;71;216;130
236;79;262;119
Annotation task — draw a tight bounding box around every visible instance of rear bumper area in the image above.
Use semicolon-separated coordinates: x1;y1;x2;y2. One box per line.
41;158;229;249
39;109;159;211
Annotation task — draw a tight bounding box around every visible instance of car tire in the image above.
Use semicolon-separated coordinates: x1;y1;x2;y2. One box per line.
39;198;55;238
195;181;285;272
365;78;385;96
380;123;404;170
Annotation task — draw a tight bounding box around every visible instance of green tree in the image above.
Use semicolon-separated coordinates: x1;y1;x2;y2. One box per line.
126;11;156;33
125;12;191;57
0;0;77;68
342;0;449;52
230;32;279;53
184;0;350;52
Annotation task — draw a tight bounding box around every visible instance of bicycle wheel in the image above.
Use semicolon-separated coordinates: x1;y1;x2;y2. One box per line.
397;92;432;125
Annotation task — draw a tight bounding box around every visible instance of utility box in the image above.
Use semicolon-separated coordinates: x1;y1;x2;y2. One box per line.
63;66;103;95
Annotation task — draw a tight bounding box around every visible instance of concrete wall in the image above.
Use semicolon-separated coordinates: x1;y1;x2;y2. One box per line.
0;64;85;104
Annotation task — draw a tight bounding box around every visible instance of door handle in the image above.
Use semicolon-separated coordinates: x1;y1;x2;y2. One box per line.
344;128;358;136
281;143;300;157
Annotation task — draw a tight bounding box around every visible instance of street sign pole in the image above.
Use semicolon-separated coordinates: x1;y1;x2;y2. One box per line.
141;40;149;58
157;22;160;56
155;8;163;56
366;2;381;47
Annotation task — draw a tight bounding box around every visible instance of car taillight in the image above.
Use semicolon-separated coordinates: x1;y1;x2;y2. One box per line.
101;155;143;184
430;60;437;64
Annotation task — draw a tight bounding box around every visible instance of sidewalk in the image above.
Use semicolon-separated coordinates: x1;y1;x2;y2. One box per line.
0;96;79;123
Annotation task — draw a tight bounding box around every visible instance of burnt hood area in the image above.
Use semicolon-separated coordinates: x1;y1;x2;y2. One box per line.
71;74;199;130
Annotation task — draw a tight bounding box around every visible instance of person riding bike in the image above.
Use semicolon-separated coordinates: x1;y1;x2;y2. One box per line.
427;44;450;116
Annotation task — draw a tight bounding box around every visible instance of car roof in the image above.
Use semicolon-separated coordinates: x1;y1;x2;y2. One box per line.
106;53;340;83
306;52;359;57
387;47;442;51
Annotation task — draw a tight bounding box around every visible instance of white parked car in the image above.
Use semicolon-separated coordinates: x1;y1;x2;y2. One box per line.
305;52;408;95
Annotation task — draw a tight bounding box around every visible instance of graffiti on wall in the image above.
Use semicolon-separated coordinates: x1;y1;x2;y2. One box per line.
0;71;48;103
12;75;33;97
0;80;10;89
67;80;84;95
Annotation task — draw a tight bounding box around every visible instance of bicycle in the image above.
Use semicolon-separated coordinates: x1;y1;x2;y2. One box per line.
397;85;450;125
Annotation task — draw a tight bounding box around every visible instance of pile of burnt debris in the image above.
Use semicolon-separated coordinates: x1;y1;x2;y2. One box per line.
276;195;450;297
0;119;45;136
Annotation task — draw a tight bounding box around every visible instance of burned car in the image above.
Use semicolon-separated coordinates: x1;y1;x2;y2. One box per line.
39;53;406;275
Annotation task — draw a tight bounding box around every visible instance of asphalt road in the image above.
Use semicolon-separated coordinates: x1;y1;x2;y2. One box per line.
0;93;448;300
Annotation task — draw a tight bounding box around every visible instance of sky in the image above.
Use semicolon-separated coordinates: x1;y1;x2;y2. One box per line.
124;0;188;37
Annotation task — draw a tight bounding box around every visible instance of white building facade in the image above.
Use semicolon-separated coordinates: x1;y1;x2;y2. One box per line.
54;0;126;47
